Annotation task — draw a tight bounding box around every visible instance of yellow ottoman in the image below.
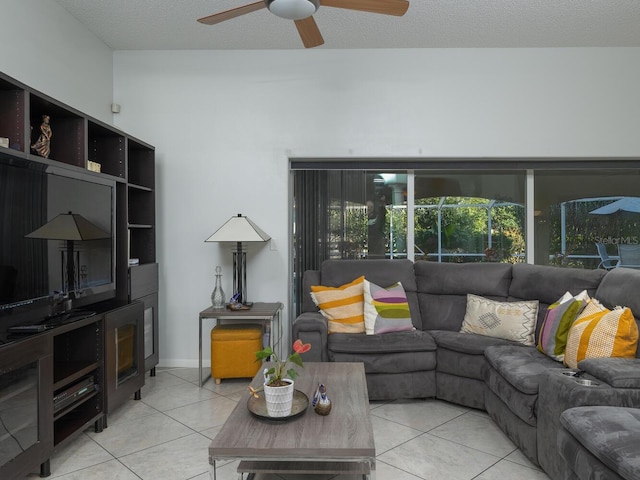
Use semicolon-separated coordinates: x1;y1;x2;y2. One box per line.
211;324;263;384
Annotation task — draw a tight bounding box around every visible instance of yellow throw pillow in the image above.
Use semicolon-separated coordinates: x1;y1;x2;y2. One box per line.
310;276;365;334
564;303;639;369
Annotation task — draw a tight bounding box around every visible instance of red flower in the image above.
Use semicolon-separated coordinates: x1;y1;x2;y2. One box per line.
293;339;311;354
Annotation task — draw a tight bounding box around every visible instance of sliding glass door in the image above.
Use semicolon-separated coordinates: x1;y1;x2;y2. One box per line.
290;160;640;315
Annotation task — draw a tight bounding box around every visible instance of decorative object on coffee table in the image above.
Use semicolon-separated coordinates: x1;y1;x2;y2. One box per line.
31;114;52;158
247;388;309;420
312;383;332;415
250;339;311;417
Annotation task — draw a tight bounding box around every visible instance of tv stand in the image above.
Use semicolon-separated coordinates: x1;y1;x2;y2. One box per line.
0;70;157;478
8;310;97;334
44;309;96;325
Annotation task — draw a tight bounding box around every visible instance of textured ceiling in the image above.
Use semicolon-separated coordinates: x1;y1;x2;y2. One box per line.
54;0;640;50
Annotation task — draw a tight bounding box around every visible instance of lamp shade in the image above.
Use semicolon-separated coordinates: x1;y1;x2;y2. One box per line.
205;214;270;243
25;211;111;240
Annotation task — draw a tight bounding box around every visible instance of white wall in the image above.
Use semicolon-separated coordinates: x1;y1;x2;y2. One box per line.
112;48;640;367
2;1;639;367
0;0;113;123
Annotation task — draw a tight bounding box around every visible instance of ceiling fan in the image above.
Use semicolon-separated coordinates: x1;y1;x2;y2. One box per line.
197;0;410;48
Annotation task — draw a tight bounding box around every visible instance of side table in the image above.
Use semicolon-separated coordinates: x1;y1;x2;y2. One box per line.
198;302;283;387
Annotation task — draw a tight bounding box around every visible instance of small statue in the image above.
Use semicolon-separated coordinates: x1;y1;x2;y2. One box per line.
31;115;52;158
312;383;331;416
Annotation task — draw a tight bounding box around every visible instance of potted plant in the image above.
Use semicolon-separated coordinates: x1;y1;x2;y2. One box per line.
249;339;311;417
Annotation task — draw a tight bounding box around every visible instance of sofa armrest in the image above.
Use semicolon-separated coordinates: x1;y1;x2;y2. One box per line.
292;312;329;362
578;358;640;388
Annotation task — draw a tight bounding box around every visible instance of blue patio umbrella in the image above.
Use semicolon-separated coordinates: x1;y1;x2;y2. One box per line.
589;197;640;215
589;197;640;249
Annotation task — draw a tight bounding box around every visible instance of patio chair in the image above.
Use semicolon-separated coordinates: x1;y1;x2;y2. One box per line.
617;244;640;269
595;243;618;270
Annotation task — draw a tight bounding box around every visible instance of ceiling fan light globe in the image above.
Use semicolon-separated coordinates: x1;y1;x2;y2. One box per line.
267;0;319;20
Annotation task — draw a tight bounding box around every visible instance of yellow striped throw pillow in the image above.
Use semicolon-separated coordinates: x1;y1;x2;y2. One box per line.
310;276;365;334
564;302;639;369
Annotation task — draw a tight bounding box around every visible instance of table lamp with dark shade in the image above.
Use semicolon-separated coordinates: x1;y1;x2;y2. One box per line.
205;213;270;306
25;211;111;297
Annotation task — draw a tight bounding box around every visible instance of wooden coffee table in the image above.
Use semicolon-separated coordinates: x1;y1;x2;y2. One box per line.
209;362;375;480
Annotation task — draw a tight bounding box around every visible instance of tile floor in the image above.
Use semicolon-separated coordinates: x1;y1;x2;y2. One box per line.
25;367;551;480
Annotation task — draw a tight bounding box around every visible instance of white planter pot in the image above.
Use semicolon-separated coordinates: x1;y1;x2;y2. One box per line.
263;378;294;417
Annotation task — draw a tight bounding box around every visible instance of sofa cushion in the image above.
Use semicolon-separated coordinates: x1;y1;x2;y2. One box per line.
328;329;436;354
578;358;640;388
564;306;639;369
460;294;538;345
431;330;516;356
509;263;605;306
432;331;514;381
484;345;562;427
509;264;606;339
363;279;414;334
415;261;512;297
415;261;513;331
310;276;365;334
595;267;640;317
560;406;640;480
328;331;437;375
537;290;589;362
485;345;561;395
320;259;417;291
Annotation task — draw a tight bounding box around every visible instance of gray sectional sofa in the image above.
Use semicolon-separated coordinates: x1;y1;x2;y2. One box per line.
292;259;640;480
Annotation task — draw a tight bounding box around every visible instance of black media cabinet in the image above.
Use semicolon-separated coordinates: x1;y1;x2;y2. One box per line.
0;71;158;478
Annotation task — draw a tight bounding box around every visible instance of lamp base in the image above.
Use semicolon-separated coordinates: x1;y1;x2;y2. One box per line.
232;246;247;305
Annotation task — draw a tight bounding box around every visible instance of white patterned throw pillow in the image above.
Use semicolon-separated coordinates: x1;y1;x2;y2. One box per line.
460;294;539;346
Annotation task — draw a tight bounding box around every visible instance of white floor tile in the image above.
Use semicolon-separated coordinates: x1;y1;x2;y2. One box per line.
370;398;468;432
164;395;239;431
370;415;423;455
377;433;500;480
28;368;554;480
119;432;212;480
373;460;422;480
87;412;193;457
428;411;517;457
140;380;218;411
42;459;141;479
45;434;114;478
475;459;551;479
106;397;161;426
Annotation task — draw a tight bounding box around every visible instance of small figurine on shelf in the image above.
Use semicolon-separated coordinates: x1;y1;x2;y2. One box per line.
228;291;250;310
312;383;332;416
31;114;52;158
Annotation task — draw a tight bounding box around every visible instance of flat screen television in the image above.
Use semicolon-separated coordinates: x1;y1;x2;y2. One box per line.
0;155;116;324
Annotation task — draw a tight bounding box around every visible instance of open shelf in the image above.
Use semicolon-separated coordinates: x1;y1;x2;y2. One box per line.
53;361;99;389
53;398;102;446
88;120;126;178
127;138;155;188
0;76;26;152
29;93;84;167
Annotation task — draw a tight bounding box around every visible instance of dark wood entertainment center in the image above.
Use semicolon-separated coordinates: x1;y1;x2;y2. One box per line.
0;72;158;478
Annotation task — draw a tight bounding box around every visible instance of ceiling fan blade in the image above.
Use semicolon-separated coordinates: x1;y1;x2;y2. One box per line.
294;17;324;48
197;1;266;25
320;0;409;16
